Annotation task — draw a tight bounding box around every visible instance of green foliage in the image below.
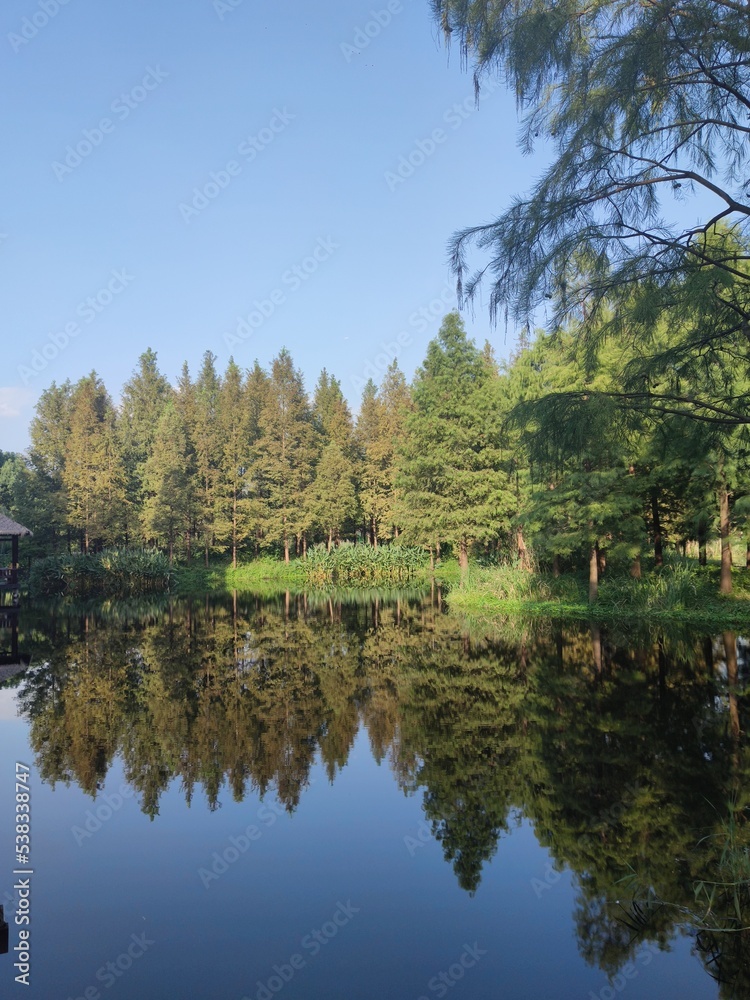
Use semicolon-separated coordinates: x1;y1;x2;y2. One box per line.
431;0;750;332
302;541;427;584
29;549;174;597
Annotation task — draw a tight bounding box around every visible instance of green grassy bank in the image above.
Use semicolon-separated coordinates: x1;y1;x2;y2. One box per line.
447;563;750;629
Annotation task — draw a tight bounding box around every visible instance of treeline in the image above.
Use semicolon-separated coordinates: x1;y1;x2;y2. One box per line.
1;297;749;594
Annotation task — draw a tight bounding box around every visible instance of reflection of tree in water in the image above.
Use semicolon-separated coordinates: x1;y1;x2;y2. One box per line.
16;596;750;994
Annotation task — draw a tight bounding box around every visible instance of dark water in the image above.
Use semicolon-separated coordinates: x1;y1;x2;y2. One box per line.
0;591;748;1000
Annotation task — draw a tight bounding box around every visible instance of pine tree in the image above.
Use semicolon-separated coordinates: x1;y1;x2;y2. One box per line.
254;349;318;562
62;374;127;552
172;362;200;561
192;352;222;566
119;349;171;543
310;370;357;545
396;313;510;571
214;359;255;568
356;363;412;546
308;443;358;549
141;403;193;562
28;381;74;550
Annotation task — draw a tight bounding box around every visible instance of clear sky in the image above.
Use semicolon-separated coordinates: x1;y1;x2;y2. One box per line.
1;0;547;452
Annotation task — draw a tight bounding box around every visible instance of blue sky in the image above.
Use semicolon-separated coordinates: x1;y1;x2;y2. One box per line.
1;0;549;451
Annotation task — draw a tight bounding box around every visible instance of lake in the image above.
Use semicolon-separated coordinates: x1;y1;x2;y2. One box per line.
0;591;747;999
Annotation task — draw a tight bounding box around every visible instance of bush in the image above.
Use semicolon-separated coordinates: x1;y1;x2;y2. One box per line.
301;542;427;584
29;549;174;597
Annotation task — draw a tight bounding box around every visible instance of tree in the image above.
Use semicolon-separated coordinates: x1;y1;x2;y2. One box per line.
396;312;511;572
433;0;750;336
310;370;358;546
191;352;222;565
141;403;193;562
213;360;255;568
254;349;318;562
28;381;74;549
307;443;358;550
62;374;127;551
119;349;171;542
172;362;200;561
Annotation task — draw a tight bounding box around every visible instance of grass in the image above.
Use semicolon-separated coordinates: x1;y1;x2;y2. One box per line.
447;561;750;628
172;550;460;595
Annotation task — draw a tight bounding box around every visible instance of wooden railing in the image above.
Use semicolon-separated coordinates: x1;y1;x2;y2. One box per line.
0;569;18;587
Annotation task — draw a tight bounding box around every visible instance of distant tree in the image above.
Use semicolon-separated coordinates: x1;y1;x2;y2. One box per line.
308;443;358;550
254;350;318;562
62;374;126;551
213;360;255;568
119;349;171;542
310;370;357;545
172;362;200;561
141;403;193;562
192;352;222;565
396;313;510;572
28;381;74;549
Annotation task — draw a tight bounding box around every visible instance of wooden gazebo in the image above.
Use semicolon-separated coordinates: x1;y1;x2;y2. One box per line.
0;514;32;609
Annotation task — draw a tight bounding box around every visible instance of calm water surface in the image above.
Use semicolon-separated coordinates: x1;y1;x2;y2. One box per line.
0;591;747;999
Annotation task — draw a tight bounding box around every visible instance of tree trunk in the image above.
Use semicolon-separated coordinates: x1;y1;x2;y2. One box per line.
517;527;531;571
552;553;560;577
719;474;732;595
327;529;332;553
630;554;641;579
698;520;707;567
284;534;289;564
458;538;469;576
651;488;663;567
589;542;599;603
